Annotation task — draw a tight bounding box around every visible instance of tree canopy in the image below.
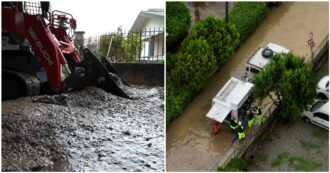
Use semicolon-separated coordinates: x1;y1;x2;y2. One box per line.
253;53;315;122
97;27;141;62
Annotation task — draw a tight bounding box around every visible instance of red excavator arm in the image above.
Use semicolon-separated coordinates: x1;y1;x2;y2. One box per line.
2;2;130;98
2;5;66;92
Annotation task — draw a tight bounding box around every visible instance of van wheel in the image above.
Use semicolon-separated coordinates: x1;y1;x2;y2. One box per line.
303;117;311;123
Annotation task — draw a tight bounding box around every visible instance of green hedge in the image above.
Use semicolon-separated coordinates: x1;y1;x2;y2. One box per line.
167;39;217;124
189;16;240;65
166;17;239;125
166;2;191;50
166;80;193;125
167;2;273;125
229;2;269;43
170;38;217;91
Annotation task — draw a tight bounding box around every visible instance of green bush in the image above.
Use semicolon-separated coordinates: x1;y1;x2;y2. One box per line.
253;53;315;123
166;39;217;124
218;157;249;171
166;2;191;50
229;2;269;43
170;38;217;92
166;79;194;125
188;16;240;65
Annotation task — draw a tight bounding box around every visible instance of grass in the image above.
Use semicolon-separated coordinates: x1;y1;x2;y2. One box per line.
299;140;322;151
271;152;289;167
288;156;322;171
257;154;268;162
312;129;328;141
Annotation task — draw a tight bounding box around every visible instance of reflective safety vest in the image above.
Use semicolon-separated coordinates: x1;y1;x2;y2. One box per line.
256;107;263;125
248;118;254;127
238;131;246;140
236;126;245;140
258;114;264;125
230;119;238;130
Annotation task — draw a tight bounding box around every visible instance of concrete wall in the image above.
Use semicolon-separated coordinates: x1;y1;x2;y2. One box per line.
112;63;164;87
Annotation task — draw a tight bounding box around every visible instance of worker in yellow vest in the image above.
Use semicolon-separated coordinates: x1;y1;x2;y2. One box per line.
246;110;254;127
236;122;245;140
229;117;238;131
256;106;263;125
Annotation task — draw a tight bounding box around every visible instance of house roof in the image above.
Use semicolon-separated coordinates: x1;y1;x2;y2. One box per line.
129;8;164;32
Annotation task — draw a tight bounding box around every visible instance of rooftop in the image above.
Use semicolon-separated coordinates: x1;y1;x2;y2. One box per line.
248;43;290;69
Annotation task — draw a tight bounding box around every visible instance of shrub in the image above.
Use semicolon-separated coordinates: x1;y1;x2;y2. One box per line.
218;157;249;171
166;2;191;50
229;2;269;43
253;53;315;123
170;38;217;92
188;16;240;65
166;39;218;124
166;79;194;125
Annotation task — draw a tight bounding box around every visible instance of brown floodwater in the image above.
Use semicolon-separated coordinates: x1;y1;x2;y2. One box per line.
186;2;227;25
166;2;329;171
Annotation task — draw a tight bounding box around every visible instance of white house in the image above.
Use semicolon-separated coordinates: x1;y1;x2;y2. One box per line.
129;8;164;61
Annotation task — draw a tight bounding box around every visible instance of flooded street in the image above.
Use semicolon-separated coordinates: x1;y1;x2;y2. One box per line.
186;2;226;26
2;86;164;171
166;2;328;171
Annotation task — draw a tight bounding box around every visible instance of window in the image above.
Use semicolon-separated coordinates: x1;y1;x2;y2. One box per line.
314;112;329;121
310;100;327;112
250;68;260;74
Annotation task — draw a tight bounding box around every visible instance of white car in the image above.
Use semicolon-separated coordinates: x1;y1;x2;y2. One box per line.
302;99;329;130
316;76;329;99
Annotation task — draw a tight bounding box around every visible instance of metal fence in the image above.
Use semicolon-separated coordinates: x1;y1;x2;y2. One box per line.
84;27;164;63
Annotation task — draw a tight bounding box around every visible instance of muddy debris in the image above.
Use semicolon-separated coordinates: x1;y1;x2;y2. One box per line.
2;86;164;171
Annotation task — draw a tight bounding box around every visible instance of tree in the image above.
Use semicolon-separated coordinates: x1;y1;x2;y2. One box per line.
97;26;141;62
169;38;217;93
253;53;315;122
188;16;240;66
124;33;141;62
166;2;191;50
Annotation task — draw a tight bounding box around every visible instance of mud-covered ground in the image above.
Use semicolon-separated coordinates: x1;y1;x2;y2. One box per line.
2;86;164;171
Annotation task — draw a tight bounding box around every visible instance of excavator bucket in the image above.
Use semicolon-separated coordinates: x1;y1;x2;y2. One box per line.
100;56;130;86
62;49;130;99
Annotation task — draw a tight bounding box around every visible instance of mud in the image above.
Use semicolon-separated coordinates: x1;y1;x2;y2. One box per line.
166;2;329;171
2;86;164;171
186;2;227;26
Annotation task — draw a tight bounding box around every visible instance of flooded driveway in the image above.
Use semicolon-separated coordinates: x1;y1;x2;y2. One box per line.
166;2;328;171
2;86;164;171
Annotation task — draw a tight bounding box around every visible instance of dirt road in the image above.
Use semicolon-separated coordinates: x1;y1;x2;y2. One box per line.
2;86;164;171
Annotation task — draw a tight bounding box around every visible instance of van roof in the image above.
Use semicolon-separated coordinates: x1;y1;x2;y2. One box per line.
247;43;290;70
206;77;254;122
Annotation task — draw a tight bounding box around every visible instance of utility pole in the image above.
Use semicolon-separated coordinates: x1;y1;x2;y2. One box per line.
308;32;315;64
225;2;228;23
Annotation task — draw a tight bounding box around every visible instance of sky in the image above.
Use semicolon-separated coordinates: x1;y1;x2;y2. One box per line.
51;0;164;37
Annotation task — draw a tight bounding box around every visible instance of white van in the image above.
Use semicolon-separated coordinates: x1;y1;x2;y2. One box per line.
244;43;290;81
